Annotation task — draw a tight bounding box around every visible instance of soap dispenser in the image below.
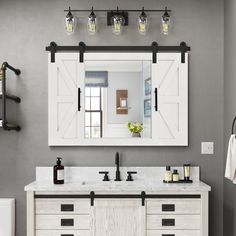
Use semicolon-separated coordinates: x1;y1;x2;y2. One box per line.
54;157;64;184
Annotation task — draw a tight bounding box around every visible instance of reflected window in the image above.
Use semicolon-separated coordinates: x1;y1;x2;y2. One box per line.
85;87;102;138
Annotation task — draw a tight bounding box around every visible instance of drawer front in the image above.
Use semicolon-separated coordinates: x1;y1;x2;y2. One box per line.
35;199;90;214
147;230;200;236
147;215;200;230
36;215;90;230
36;230;90;236
147;199;201;215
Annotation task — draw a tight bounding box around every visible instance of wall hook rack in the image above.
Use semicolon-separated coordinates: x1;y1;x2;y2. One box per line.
46;41;191;64
1;62;21;131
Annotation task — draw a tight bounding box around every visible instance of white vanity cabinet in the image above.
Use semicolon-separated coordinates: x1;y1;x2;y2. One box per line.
27;192;208;236
48;52;188;146
25;167;210;236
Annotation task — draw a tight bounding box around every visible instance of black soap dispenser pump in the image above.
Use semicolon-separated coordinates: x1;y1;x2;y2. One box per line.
54;157;64;184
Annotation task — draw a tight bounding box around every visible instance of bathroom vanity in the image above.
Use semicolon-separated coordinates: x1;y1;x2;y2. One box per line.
25;167;210;236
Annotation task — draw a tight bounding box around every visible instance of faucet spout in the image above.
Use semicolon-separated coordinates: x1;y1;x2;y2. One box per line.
115;152;121;181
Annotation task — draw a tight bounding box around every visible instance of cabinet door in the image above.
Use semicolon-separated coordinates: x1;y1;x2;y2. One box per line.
152;53;188;146
48;53;84;145
92;200;145;236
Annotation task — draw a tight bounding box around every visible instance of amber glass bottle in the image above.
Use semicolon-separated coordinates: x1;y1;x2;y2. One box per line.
53;157;64;184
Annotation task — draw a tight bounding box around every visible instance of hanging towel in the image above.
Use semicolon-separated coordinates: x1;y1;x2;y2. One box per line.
225;134;236;183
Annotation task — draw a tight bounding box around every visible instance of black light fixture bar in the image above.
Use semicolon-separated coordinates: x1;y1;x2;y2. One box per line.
64;9;171;13
46;41;190;64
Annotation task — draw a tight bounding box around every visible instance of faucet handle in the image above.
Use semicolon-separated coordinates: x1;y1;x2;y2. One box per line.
99;171;110;181
126;171;137;181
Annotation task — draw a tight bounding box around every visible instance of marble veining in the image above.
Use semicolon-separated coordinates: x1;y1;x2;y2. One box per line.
24;166;211;192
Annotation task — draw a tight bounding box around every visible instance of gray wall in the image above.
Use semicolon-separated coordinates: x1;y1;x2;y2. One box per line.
224;0;236;235
0;0;224;236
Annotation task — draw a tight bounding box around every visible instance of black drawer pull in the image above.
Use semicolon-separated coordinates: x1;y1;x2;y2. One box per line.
61;235;74;236
61;219;74;226
162;219;175;226
162;235;175;236
61;204;74;212
162;204;175;212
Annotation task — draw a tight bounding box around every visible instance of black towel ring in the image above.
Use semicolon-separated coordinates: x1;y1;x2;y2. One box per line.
231;116;236;136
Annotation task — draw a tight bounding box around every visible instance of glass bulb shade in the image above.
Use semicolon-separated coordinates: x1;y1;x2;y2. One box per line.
161;13;170;35
65;13;77;35
138;12;149;35
112;15;124;35
87;13;97;35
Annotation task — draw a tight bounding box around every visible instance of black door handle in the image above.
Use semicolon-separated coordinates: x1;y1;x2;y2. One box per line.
154;88;158;111
162;219;175;226
162;204;175;212
78;88;81;111
61;219;74;226
61;204;74;212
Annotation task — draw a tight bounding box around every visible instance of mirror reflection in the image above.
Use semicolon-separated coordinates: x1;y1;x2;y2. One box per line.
84;60;152;139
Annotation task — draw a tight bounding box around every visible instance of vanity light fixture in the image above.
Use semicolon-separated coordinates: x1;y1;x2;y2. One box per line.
161;7;171;35
111;7;125;35
138;7;149;35
87;7;97;35
63;7;171;36
64;7;77;35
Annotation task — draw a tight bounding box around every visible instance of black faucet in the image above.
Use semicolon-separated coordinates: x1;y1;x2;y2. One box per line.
114;152;121;181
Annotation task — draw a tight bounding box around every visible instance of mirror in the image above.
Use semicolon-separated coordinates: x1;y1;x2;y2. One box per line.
84;60;152;139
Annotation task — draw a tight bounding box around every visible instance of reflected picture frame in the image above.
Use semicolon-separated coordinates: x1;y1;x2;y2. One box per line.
145;78;151;95
144;99;151;117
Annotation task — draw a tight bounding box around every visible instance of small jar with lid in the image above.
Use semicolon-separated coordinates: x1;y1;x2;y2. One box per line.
164;166;172;182
172;169;179;182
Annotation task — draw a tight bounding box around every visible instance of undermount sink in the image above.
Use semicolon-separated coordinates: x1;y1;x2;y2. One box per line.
81;181;146;186
79;180;150;189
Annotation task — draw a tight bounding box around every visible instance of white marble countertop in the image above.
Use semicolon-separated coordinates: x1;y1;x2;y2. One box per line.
24;166;211;193
24;180;211;193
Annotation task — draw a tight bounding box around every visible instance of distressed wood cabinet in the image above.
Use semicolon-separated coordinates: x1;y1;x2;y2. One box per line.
27;192;208;236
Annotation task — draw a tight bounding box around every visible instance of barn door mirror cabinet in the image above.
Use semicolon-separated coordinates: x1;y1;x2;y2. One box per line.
46;42;190;146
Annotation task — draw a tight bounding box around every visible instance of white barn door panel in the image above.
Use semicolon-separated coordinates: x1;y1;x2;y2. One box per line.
153;53;188;146
48;53;84;145
92;200;145;236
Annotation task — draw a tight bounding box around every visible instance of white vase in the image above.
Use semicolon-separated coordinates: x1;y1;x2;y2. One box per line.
132;133;141;138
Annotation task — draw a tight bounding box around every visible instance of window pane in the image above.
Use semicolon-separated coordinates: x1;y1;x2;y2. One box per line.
91;87;100;96
91;97;100;110
85;127;91;138
85;87;90;96
85;112;91;126
85;97;91;110
92;127;100;138
91;112;101;126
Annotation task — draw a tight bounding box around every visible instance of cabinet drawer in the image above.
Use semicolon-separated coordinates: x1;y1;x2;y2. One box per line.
35;199;90;214
36;215;90;230
147;215;200;230
36;230;90;236
147;199;201;215
147;230;200;236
